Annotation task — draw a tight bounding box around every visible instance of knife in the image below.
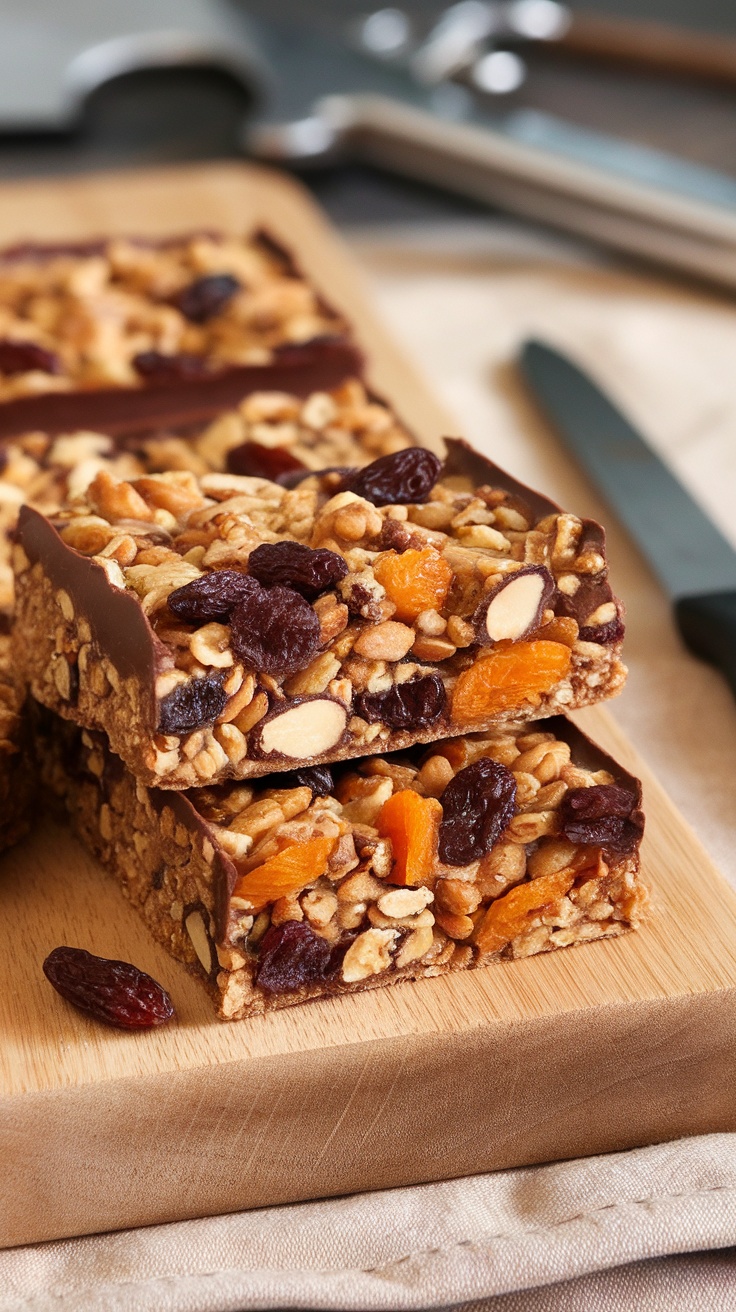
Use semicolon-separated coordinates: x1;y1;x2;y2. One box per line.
519;339;736;698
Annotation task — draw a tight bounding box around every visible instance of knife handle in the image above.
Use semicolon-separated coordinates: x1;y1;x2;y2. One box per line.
675;591;736;700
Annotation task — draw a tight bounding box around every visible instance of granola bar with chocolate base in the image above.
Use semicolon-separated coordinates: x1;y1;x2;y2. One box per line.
36;708;647;1020
0;382;412;847
14;440;627;788
0;631;31;853
0;232;362;438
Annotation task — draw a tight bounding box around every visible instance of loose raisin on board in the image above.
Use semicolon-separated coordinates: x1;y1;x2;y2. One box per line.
0;339;60;376
230;583;320;675
133;351;209;382
342;448;442;506
168;570;258;624
226;441;306;482
438;757;518;866
559;784;644;854
355;672;446;730
255;921;332;994
174;273;241;322
248;541;348;600
43;946;174;1029
277;764;334;796
158;675;228;734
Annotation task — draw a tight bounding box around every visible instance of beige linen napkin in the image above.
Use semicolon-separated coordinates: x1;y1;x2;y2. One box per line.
3;222;735;1310
3;1134;736;1311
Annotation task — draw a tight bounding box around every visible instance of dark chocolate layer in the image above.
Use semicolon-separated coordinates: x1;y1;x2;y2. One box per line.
0;340;364;440
0;228;362;438
19;506;163;724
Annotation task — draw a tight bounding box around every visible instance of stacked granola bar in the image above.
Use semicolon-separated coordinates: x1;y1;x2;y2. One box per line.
0;379;410;848
0;225;647;1018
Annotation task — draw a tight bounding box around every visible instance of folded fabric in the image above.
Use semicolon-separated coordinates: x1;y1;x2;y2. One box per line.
3;1133;735;1312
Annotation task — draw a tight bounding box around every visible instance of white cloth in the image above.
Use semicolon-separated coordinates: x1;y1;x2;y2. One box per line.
4;219;736;1311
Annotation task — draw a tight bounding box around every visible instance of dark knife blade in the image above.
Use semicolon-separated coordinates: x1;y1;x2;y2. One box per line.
520;338;736;697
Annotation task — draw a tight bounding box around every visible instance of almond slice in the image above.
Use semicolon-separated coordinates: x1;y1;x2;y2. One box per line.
475;566;554;644
255;697;348;760
185;906;214;976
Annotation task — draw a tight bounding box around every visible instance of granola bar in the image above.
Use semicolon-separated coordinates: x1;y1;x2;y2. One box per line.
0;382;411;848
14;440;627;788
36;707;647;1019
0;232;362;437
0;631;31;852
0;380;412;619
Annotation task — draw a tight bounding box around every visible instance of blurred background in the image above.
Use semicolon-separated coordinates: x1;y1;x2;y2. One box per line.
2;0;736;232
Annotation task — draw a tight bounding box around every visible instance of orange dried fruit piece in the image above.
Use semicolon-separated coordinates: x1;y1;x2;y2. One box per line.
232;835;336;912
474;867;575;956
451;640;571;723
374;547;453;622
377;789;442;886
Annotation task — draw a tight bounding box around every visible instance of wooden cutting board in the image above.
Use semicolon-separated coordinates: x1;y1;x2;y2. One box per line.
1;163;735;1250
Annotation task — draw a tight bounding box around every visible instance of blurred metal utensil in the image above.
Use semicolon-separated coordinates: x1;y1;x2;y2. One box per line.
4;2;736;292
0;0;266;131
245;16;736;292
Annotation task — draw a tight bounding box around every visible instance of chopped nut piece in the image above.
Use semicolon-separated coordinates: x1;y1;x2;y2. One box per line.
341;927;398;982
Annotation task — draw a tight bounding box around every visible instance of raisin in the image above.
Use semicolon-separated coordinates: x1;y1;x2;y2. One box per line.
43;946;174;1029
226;441;306;482
355;673;446;730
133;351;209;382
230;582;320;675
559;784;644;855
255;921;332;994
342;448;442;506
438;757;518;866
158;675;228;734
277;764;334;796
577;615;625;646
168;570;258;624
0;338;60;376
174;273;241;323
247;541;348;600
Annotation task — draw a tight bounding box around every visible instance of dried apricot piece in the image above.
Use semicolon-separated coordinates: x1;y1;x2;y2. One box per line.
474;868;575;956
377;790;442;886
374;547;453;622
232;835;336;911
451;640;571;723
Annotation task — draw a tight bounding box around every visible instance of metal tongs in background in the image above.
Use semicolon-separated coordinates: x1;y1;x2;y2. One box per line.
247;2;736;290
5;0;736;290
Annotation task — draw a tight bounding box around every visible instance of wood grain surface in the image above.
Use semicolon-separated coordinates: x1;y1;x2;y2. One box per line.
1;163;735;1249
